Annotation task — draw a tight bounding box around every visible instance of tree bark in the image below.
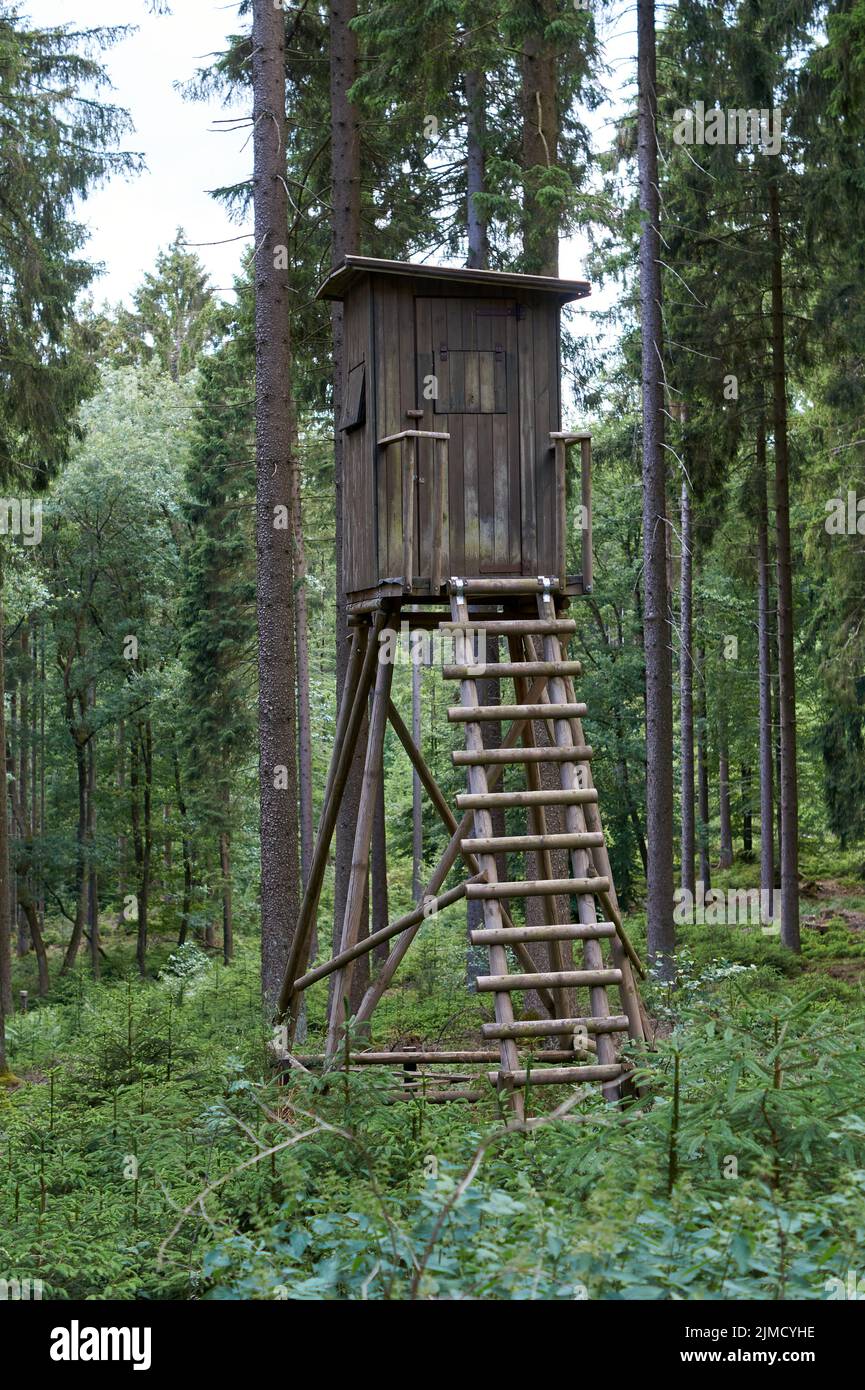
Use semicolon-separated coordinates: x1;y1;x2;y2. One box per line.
17;625;29;956
638;0;675;975
60;689;89;975
520;0;558;274
718;701;733;870
371;769;389;964
768;179;800;950
756;414;774;919
253;0;301;1010
0;553;13;1014
741;765;753;859
465;68;489;269
411;657;423;902
220;781;233;964
291;438;314;890
19;889;48;997
679;476;695;896
87;682;99;979
173;746;193;946
696;638;711;891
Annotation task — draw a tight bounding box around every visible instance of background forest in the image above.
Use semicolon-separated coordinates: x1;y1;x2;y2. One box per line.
1;0;865;1302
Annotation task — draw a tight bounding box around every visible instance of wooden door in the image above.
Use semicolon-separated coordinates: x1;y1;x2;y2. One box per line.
415;297;522;577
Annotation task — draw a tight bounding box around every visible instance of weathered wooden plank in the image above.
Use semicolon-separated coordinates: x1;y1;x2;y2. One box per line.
477;968;622;991
488;1065;623;1088
452;745;593;765
461;831;604;855
478;412;495;568
482;1014;629;1039
518;305;537;572
448;702;586;722
456;787;598;809
466;876;610;900
471;922;615;945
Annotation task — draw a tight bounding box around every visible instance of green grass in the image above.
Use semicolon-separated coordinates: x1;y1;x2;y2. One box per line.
3;861;865;1299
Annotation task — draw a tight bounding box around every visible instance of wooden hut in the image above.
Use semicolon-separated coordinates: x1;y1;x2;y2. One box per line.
317;255;594;603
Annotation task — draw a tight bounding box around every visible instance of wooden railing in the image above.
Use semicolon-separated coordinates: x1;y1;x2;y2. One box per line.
378;428;450;591
550;431;592;593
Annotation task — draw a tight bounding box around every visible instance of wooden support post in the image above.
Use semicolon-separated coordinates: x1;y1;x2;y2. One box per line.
402;434;416;589
321;627;364;813
326;626;397;1053
277;613;384;1023
581;436;593;593
292;877;482;992
431;437;447;592
554;437;567;592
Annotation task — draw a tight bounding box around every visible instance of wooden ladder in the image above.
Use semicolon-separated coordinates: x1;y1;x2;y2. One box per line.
444;579;635;1109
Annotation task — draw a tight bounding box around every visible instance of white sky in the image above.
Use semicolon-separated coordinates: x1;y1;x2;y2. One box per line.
24;0;252;307
23;1;634;310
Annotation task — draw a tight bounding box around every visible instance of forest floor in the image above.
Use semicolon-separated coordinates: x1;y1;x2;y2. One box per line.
2;843;865;1300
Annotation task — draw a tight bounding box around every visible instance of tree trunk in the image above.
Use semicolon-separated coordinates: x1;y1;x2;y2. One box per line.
520;0;558;274
741;765;753;859
220;782;233;964
17;625;29;956
331;0;365;984
291;437;314;890
38;616;45;937
253;0;301;1010
718;701;733;870
679;476;695;896
116;719;127;927
371;770;389;964
61;694;89;975
129;728;144;978
19;889;48;997
411;657;423;902
9;681;18;955
0;552;13;1014
87;682;99;979
173;746;193;946
638;0;675;975
465;68;489;269
140;721;153;976
696;638;711;891
756;414;774;919
768;179;800;951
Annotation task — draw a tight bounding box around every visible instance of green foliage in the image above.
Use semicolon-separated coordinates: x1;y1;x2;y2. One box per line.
0;6;138;481
110;230;219;381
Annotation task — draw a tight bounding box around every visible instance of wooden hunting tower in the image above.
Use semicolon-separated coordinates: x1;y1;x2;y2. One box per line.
317;255;595;603
278;259;646;1116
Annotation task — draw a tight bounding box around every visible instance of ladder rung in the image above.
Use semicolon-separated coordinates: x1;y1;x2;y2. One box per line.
488;1064;624;1088
440;619;576;635
456;788;598;810
452;746;593;766
467;876;610;900
447;577;563;595
462;831;603;854
483;1014;629;1039
476;968;622;991
448;702;586;722
442;661;582;680
470;922;615;945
